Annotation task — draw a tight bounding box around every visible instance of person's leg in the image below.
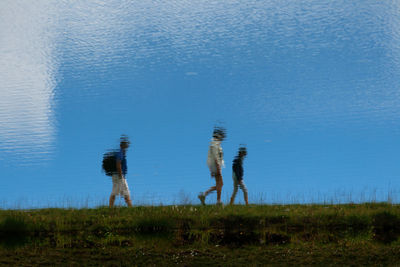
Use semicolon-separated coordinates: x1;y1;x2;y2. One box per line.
215;172;223;204
109;195;116;207
203;171;217;197
204;186;217;196
124;195;133;207
230;174;239;205
121;178;132;207
110;174;119;207
238;180;249;205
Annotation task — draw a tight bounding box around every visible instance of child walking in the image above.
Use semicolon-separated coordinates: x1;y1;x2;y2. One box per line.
198;127;226;205
230;146;249;205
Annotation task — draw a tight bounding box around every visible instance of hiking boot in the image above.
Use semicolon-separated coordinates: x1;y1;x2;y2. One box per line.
198;193;206;205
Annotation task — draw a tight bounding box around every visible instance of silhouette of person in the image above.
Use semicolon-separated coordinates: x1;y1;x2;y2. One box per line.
109;136;133;207
230;146;249;205
198;127;226;205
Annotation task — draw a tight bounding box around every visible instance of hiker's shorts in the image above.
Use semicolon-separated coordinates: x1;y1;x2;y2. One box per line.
111;174;131;197
232;173;247;194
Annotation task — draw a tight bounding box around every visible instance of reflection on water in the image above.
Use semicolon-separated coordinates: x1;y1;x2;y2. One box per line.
0;1;59;164
1;1;400;207
0;217;30;248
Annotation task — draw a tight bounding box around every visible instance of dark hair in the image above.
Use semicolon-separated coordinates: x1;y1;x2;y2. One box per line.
213;126;226;141
238;146;247;157
120;135;130;146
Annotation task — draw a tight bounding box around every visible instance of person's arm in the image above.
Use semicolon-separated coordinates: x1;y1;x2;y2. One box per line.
116;160;124;178
238;164;243;179
216;146;224;172
211;145;221;173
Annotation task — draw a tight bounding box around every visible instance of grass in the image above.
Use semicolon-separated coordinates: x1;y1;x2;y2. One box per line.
0;203;399;265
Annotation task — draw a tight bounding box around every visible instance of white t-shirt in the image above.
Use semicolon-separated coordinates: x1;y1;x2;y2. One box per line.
207;139;224;169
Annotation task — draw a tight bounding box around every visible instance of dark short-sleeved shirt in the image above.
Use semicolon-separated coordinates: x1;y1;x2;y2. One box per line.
232;158;244;180
115;149;127;176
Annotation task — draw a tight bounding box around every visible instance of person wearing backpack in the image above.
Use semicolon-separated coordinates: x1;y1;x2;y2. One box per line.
229;146;249;205
106;136;133;207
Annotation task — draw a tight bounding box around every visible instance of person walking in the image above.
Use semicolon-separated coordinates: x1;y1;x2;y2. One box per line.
198;127;226;205
109;136;133;207
230;146;249;205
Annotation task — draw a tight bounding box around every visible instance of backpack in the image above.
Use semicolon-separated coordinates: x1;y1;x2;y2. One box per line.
102;151;117;176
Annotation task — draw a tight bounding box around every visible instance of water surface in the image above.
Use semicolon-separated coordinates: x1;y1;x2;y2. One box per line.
1;1;399;208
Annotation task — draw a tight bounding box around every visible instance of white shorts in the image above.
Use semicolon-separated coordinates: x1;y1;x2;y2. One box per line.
111;174;131;197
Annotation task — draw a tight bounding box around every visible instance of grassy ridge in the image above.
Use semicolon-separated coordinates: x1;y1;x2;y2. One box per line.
0;203;399;265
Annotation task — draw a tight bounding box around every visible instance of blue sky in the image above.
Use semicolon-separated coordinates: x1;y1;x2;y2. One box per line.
1;1;399;208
